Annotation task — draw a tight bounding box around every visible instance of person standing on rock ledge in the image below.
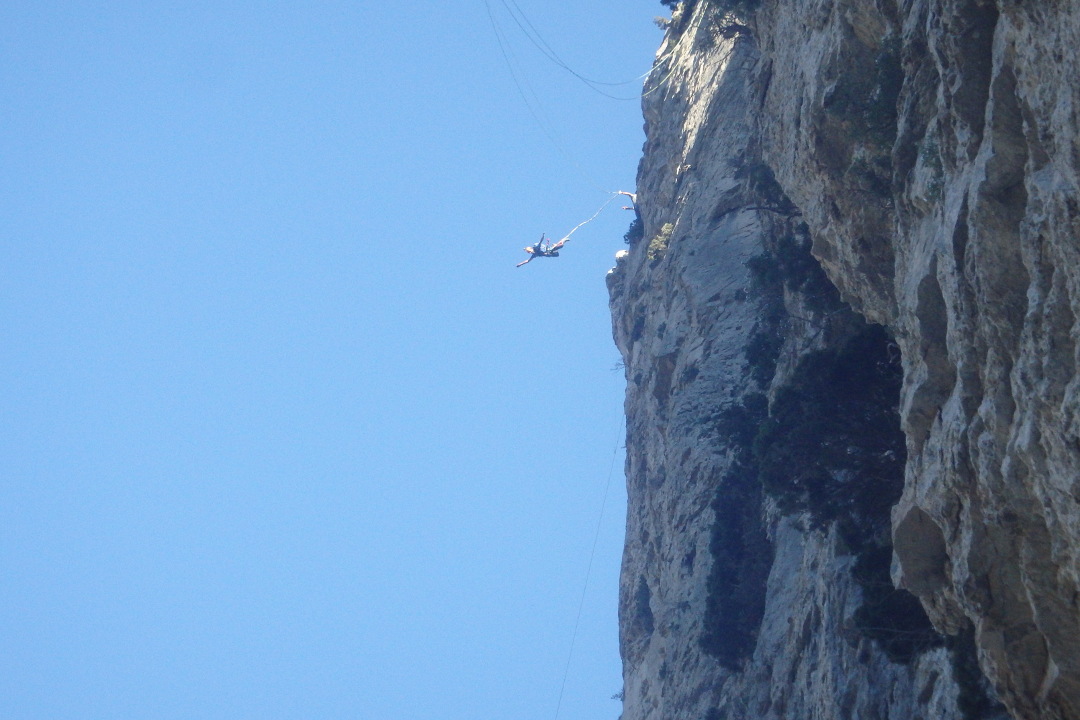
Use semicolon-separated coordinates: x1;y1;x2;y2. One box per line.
516;233;567;267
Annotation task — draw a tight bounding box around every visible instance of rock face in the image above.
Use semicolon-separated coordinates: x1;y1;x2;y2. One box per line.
608;2;1080;719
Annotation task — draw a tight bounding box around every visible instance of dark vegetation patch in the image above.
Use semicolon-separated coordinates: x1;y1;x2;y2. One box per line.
743;226;842;385
824;36;903;147
701;227;942;668
754;324;904;538
755;323;943;663
699;201;828;671
633;575;655;636
648;222;676;262
748;225;841;314
743;274;785;387
624;216;644;246
629;311;646;344
736;162;800;217
700;397;773;670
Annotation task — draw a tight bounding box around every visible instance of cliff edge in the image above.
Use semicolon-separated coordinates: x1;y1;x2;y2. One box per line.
608;2;1080;719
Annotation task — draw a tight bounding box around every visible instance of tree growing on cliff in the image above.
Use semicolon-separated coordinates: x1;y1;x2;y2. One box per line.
752;322;943;663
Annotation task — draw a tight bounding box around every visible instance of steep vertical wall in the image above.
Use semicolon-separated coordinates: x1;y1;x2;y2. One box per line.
609;1;1080;719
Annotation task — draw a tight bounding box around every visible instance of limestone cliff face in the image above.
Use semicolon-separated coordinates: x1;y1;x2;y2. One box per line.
608;2;1080;719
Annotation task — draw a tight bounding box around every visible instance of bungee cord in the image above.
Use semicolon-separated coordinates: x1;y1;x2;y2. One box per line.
514;192;627;267
489;1;714;265
557;192;620;244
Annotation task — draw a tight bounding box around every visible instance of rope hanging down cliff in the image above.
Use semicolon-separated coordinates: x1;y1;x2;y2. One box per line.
552;413;624;720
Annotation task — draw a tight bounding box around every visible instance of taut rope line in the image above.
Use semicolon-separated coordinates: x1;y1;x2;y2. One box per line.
552;413;624;720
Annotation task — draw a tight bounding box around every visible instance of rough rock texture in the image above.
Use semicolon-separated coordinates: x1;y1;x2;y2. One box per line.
609;1;1080;719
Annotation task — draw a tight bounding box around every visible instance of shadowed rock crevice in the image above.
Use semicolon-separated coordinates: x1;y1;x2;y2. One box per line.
699;460;773;670
904;261;957;447
894;505;949;597
931;0;999;161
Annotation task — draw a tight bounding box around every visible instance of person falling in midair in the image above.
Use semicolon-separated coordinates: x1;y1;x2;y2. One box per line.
515;192;637;267
516;233;568;267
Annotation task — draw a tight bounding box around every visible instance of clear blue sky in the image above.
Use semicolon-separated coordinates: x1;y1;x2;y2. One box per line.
1;2;663;719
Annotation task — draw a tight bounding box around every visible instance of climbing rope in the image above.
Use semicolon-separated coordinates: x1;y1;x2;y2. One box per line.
552;413;624;720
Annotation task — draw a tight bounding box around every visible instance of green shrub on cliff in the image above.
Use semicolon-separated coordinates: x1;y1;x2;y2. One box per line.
623;216;644;245
647;222;675;262
662;0;760;15
752;322;943;663
716;0;761;20
753;324;905;537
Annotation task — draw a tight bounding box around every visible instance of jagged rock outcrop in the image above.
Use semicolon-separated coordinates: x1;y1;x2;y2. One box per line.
609;1;1080;719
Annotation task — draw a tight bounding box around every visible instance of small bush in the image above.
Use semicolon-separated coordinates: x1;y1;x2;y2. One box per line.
714;0;761;20
648;222;675;262
624;216;644;246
